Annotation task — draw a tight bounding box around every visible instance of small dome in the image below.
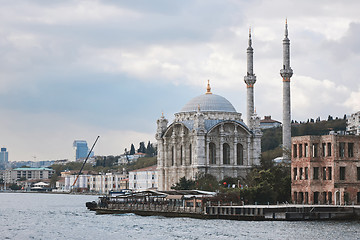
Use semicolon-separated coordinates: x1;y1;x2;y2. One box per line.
180;94;237;113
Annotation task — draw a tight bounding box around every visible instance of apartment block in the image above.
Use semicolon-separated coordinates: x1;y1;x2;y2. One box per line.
291;134;360;205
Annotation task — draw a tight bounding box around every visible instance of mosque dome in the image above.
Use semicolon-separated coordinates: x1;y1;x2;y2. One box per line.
179;81;236;113
180;93;237;113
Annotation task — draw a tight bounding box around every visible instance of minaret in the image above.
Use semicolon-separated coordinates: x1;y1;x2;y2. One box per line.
280;20;293;161
244;28;256;127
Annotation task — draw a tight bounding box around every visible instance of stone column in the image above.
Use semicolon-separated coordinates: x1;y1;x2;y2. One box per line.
206;138;210;166
247;139;251;165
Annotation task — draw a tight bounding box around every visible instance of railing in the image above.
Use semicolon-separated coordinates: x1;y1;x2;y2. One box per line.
104;201;203;214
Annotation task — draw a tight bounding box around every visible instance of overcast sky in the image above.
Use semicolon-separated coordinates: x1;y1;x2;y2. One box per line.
1;0;359;161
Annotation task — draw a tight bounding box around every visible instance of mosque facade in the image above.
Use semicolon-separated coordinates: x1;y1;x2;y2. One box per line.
156;30;262;190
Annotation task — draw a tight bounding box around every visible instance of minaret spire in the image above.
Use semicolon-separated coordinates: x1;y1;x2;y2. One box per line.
280;19;293;161
244;27;256;127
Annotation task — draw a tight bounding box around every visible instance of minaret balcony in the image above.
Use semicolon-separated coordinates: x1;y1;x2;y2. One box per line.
280;68;293;78
244;75;256;85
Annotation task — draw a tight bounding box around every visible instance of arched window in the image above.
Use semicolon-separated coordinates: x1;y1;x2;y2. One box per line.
209;142;216;164
171;146;174;166
180;146;183;165
223;143;230;164
237;143;243;165
189;144;192;165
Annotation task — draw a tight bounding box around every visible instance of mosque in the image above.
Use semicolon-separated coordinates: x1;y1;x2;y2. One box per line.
156;23;292;191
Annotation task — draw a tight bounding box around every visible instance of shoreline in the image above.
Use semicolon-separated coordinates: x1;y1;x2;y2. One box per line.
0;190;103;196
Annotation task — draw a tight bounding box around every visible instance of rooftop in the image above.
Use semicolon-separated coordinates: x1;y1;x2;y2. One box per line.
130;165;157;172
14;167;53;171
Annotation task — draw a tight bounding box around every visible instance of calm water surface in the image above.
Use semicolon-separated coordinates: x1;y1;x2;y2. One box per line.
1;193;360;240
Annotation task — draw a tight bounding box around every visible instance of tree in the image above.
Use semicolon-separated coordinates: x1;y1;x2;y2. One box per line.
220;176;240;188
195;173;219;191
172;177;195;190
50;174;59;188
130;144;136;155
9;183;21;190
260;147;282;169
95;155;118;168
245;166;291;204
137;142;146;153
145;141;155;157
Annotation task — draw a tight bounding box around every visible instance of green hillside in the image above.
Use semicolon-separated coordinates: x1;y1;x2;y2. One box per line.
261;118;346;153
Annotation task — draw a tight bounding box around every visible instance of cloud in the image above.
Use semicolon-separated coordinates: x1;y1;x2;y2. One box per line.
0;108;154;161
344;87;360;112
292;76;350;120
0;0;360;161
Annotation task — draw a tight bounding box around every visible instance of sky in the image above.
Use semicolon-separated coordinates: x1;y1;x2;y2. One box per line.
1;0;360;162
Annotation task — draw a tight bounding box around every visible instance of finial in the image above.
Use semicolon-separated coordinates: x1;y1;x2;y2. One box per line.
285;18;288;37
206;80;212;94
248;27;252;47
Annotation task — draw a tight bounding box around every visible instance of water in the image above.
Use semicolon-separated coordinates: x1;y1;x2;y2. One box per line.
1;193;360;240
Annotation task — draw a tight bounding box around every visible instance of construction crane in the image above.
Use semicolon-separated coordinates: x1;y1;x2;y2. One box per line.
72;136;100;189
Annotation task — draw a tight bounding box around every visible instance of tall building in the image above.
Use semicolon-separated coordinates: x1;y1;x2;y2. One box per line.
280;20;293;161
244;28;257;127
156;80;262;191
0;148;9;169
73;140;89;161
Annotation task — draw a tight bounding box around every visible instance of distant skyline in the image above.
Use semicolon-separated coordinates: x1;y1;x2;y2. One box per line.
1;0;359;161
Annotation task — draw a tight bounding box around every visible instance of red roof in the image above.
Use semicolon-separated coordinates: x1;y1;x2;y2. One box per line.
260;116;281;123
130;165;157;172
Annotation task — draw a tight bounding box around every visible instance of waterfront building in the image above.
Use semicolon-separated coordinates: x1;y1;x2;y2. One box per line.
17;179;51;191
260;116;282;129
64;174;91;191
156;31;264;191
156;84;262;190
129;165;158;190
73;140;89;161
54;177;66;192
60;172;128;193
291;134;360;205
347;111;360;135
88;173;128;194
4;167;54;184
